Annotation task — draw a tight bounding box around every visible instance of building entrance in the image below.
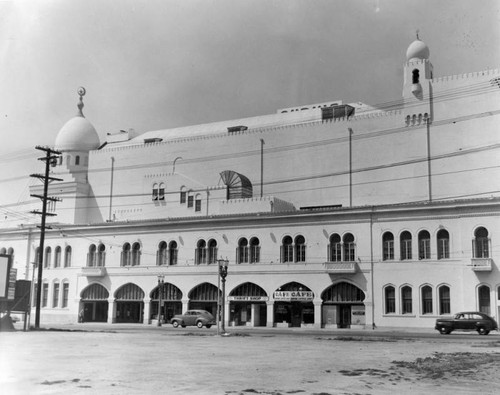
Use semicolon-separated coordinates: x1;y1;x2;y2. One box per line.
321;282;366;328
188;282;220;317
114;283;145;324
273;282;314;327
80;283;109;323
228;282;268;326
150;282;183;322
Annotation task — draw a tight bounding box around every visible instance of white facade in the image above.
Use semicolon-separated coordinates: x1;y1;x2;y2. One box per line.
2;38;500;329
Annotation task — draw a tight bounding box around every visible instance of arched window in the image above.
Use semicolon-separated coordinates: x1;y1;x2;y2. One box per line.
250;237;260;263
438;285;450;315
152;183;159;201
34;247;40;265
401;286;412;314
187;190;194;208
478;285;491;315
158;183;165;201
382;232;394;261
208;239;218;264
52;281;60;308
97;244;106;267
7;247;14;256
281;236;293;263
44;247;52;269
121;243;131;266
343;233;355;262
64;246;72;267
88;244;97;267
54;246;61;268
237;238;248;264
157;241;167;266
400;231;412;260
195;240;207;265
437;229;449;259
62;282;69;308
418;230;431;260
421;285;433;315
473;227;489;258
384;286;395;314
168;241;178;265
295;235;306;262
75;155;80;165
328;234;341;262
180;186;187;204
0;247;6;254
412;69;419;84
42;282;49;307
131;242;141;266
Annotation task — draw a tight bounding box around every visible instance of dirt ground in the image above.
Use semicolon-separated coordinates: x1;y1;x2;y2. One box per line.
1;327;500;395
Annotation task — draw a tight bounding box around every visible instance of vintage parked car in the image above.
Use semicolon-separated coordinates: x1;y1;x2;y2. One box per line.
170;310;216;328
435;312;498;335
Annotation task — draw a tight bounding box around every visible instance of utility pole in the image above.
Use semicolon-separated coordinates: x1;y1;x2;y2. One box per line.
30;146;62;329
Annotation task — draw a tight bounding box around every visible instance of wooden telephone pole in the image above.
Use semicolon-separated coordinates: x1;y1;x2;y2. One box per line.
30;146;62;329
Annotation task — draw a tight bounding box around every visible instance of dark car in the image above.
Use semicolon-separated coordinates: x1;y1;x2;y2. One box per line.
435;311;498;335
170;310;216;328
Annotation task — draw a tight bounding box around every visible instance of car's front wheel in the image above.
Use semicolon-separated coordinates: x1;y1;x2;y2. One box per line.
439;326;450;335
477;327;490;335
172;321;180;328
196;321;204;328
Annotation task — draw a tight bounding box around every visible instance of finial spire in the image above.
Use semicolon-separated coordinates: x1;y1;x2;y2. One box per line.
416;29;420;40
77;86;86;117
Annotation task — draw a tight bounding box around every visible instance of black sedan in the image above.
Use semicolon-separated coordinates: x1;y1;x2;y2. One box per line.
435;312;498;335
170;310;216;328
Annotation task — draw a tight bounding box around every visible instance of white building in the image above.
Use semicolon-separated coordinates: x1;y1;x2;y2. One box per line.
1;38;500;329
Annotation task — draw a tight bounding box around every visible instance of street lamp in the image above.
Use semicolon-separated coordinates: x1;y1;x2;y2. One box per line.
157;274;165;327
217;258;229;335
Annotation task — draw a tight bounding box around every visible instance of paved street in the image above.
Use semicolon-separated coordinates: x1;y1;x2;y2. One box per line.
1;323;500;394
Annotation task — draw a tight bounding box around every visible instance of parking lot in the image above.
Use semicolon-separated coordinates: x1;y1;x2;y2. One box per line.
1;324;500;394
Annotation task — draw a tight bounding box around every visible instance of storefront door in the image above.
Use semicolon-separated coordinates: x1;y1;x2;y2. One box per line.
338;305;351;328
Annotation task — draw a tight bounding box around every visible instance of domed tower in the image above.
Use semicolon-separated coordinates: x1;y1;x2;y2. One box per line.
31;87;100;224
54;87;100;182
402;34;433;124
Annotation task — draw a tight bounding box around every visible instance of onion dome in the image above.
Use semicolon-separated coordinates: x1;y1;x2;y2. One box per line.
54;87;100;152
406;37;430;62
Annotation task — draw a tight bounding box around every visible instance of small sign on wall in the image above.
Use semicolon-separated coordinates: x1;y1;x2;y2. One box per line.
351;305;366;325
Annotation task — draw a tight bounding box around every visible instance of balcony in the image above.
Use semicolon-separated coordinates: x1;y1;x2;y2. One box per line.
81;267;107;277
324;261;357;274
470;258;492;272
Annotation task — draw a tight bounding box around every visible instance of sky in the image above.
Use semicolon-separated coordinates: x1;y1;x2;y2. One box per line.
0;0;499;211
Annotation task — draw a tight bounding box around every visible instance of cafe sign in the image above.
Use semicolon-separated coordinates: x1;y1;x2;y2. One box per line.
273;291;313;302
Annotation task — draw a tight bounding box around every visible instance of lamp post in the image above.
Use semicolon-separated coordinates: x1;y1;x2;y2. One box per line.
157;274;164;327
218;258;229;334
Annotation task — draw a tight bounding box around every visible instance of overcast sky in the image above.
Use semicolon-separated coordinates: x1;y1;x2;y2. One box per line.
0;0;499;209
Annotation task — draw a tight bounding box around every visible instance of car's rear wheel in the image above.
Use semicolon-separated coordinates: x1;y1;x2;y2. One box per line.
477;327;489;335
439;326;450;335
172;321;179;328
196;321;204;328
206;325;212;329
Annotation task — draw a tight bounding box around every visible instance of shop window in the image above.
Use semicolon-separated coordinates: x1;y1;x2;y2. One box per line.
401;286;413;314
400;231;412;260
121;243;131;266
157;241;168;266
44;247;51;269
473;227;489;258
54;246;61;268
418;230;431;260
437;229;450;259
295;235;306;262
64;246;72;267
281;236;293;263
250;237;260;263
53;282;60;308
328;234;342;262
478;285;491;315
168;241;178;265
421;285;433;315
208;239;218;264
237;238;249;264
382;232;394;261
343;233;355;262
384;286;395;314
131;242;141;266
438;285;450;315
195;240;207;265
62;282;69;308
